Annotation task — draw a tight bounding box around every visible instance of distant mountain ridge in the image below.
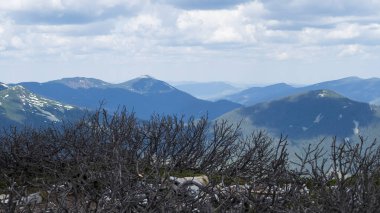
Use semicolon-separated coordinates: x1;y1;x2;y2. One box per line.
223;76;380;106
175;82;241;100
304;77;380;104
5;75;380;138
225;83;296;106
219;89;380;140
115;75;176;94
51;75;176;94
51;77;111;89
17;76;241;120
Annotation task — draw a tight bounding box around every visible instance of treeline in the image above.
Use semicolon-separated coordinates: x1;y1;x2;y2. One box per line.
1;109;380;212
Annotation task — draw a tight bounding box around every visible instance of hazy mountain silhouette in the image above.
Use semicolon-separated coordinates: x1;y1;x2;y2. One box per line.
223;77;380;106
17;76;241;120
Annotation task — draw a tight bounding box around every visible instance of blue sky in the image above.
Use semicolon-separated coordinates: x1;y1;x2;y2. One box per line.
1;0;380;84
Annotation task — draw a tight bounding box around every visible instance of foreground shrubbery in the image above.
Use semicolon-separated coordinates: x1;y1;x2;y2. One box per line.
1;109;380;212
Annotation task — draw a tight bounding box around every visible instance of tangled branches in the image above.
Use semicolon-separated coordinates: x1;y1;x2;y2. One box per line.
1;109;380;212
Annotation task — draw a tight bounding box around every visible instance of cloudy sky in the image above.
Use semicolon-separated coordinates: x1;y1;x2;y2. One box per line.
1;0;380;84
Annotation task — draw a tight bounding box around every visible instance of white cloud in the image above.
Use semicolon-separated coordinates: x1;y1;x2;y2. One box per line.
10;36;24;49
176;1;265;44
326;24;360;39
297;22;380;47
0;0;63;11
1;0;380;83
209;27;243;43
115;15;162;35
0;0;144;11
157;0;251;10
299;28;323;44
264;0;380;19
338;44;364;57
0;17;15;50
275;52;289;60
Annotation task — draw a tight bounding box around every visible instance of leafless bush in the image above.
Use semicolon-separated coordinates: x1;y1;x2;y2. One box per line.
1;109;380;212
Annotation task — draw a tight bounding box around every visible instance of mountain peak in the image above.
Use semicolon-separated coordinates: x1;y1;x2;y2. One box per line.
288;89;345;101
265;83;294;89
51;77;110;89
117;76;176;94
138;75;155;79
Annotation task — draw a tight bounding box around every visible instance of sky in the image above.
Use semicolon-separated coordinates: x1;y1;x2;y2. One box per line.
1;0;380;84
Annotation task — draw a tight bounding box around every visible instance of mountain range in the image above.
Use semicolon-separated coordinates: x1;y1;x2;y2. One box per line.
15;76;241;120
218;89;380;140
224;83;296;106
223;77;380;106
2;76;380;142
174;82;242;100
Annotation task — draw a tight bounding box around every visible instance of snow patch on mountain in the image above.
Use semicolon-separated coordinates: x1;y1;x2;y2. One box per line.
53;77;111;89
318;90;328;98
314;113;323;123
0;85;81;125
353;120;360;135
0;83;8;88
139;75;154;79
16;87;74;111
35;106;60;122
